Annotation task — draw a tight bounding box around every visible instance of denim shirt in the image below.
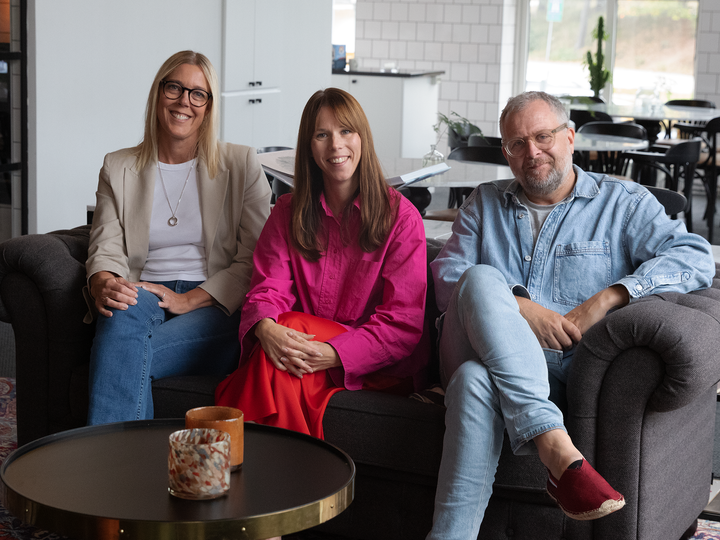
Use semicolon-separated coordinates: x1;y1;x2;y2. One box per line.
431;167;715;383
431;166;715;316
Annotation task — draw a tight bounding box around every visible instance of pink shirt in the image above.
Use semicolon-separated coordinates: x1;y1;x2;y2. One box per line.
238;189;428;391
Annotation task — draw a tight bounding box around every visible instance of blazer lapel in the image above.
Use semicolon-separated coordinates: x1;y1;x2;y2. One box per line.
124;160;155;277
198;160;229;269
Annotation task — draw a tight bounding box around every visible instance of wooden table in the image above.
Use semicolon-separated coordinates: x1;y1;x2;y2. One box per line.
0;420;355;540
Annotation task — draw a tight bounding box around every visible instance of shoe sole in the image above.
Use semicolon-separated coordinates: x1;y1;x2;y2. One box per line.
547;490;626;521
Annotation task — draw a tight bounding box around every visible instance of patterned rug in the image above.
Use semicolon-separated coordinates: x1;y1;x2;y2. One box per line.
0;376;717;540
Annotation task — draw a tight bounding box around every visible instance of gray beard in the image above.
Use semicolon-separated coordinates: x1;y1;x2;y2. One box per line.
520;157;572;198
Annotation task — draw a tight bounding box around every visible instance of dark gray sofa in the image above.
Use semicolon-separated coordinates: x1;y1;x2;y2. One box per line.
1;224;719;540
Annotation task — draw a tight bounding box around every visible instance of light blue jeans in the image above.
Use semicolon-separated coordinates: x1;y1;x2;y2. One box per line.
87;280;241;425
427;265;566;540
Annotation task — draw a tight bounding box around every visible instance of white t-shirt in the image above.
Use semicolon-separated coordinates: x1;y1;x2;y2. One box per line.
517;190;564;249
140;159;207;282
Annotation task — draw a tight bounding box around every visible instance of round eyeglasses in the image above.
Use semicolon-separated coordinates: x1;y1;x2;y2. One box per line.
502;123;568;157
160;80;212;107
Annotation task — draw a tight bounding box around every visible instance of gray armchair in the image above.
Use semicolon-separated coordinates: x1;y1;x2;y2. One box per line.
0;224;719;540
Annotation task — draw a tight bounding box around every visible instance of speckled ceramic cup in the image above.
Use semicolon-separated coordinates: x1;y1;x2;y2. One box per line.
168;428;231;500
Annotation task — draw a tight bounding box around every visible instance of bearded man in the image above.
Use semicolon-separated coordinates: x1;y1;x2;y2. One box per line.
426;91;715;540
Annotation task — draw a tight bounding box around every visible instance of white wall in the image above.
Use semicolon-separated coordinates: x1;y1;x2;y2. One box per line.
355;0;514;151
28;0;223;233
696;0;720;106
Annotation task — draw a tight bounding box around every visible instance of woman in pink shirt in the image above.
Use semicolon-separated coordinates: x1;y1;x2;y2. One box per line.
215;88;428;439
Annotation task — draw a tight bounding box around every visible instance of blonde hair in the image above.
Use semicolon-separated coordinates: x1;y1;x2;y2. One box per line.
291;88;397;262
136;50;221;177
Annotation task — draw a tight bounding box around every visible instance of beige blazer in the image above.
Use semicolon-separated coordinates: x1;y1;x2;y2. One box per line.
85;142;271;322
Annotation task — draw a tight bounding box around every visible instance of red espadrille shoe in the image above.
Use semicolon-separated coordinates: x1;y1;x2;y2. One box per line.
546;459;625;520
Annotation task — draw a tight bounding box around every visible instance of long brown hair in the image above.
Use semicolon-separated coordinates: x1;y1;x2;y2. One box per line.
136;50;221;178
291;88;397;262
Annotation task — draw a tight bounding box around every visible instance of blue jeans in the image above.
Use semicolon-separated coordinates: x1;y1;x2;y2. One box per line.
427;265;566;540
87;280;241;425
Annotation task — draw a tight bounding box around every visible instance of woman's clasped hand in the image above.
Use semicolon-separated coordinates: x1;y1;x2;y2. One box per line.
254;317;341;378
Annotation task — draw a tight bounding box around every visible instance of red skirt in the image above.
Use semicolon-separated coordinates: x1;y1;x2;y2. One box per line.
215;311;413;439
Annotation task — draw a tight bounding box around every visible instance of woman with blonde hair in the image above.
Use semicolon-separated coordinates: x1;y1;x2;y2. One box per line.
86;50;271;424
215;88;428;439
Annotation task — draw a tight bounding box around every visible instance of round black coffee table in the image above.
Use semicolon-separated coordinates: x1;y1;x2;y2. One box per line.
0;419;355;539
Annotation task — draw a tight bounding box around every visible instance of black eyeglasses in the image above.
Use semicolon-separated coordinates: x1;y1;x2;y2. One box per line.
160;80;212;107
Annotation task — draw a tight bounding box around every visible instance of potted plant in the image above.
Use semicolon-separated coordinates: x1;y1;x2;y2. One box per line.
584;16;611;100
434;112;484;150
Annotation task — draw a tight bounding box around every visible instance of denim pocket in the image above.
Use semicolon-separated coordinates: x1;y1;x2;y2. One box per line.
552;241;611;307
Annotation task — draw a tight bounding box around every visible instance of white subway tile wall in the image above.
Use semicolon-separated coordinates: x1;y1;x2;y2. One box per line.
696;0;720;106
355;0;720;153
355;0;514;150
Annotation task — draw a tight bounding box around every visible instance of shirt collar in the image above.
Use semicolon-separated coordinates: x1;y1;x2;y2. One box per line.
319;191;362;218
503;165;600;206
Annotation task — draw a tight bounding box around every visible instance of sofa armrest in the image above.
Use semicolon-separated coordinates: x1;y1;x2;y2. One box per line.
571;286;720;417
567;283;720;540
0;225;92;444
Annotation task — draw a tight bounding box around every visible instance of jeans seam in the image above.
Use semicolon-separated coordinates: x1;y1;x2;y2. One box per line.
135;315;163;420
511;422;566;453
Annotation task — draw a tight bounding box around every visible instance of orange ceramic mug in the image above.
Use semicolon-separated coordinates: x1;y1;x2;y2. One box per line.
185;406;244;471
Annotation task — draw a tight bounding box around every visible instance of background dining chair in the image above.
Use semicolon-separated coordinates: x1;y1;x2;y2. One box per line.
645;185;688;216
663;99;716;140
666;116;720;243
625;138;702;230
564;95;605;104
446;145;509;166
257;146;293;203
569;109;613;131
424;146;510;222
468;134;503;147
575;121;647;177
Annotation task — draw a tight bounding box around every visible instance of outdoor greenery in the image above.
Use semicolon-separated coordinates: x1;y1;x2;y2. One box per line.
527;0;698;76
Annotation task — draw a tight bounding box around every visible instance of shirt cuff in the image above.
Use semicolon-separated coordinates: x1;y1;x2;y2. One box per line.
510;284;531;300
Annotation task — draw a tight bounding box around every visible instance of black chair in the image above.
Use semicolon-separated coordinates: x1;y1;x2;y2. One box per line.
562;95;605;104
570;109;613;131
663;100;716;140
625;138;702;228
645;185;688;216
447;145;508;166
576;121;647;176
257;146;292;203
468;134;502;147
669;116;720;242
425;145;509;219
665;99;716;109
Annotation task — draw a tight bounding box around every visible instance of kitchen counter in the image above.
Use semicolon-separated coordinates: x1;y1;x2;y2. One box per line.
332;68;444;78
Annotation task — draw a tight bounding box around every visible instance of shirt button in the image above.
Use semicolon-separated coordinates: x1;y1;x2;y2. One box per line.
518;213;525;219
635;284;643;291
330;275;335;280
524;255;532;262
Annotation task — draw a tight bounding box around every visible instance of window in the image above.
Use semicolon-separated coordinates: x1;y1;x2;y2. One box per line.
0;0;27;239
333;0;356;57
524;0;700;105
